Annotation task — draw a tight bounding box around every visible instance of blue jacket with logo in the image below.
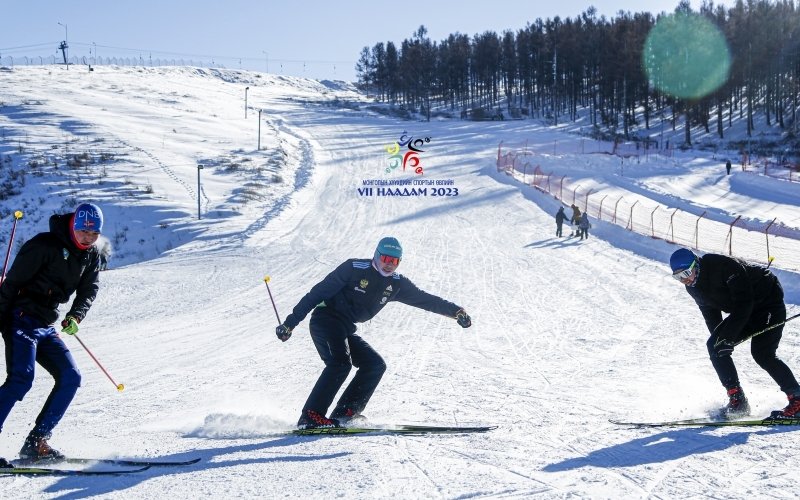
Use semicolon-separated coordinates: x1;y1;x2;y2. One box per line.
283;259;462;329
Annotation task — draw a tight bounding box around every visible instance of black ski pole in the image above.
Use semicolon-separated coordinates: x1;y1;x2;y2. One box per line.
1;210;23;283
263;275;282;324
735;311;800;347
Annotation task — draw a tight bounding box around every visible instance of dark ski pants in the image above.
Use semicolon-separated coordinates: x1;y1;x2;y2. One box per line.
556;223;564;237
707;303;799;394
0;310;81;437
302;309;386;418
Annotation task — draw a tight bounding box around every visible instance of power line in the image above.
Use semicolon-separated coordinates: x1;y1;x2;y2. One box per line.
2;40;354;66
0;42;61;51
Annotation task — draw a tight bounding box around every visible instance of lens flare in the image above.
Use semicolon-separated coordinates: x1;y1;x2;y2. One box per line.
643;12;731;100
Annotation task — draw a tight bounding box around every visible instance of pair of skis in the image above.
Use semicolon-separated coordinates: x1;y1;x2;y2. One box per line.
292;423;497;436
610;416;800;428
0;424;496;474
0;457;201;476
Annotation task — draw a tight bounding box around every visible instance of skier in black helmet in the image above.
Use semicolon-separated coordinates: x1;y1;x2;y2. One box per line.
276;237;472;429
0;203;104;467
669;248;800;420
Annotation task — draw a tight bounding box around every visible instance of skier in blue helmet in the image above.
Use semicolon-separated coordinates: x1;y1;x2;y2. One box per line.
669;248;800;420
276;237;472;430
669;248;699;286
0;203;104;466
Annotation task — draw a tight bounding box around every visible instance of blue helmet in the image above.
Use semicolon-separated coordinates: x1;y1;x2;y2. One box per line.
669;248;697;273
73;203;104;233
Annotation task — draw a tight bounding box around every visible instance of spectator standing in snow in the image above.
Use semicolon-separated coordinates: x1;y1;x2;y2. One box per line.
0;203;104;466
669;248;800;420
275;237;472;430
726;159;732;175
555;207;569;237
569;205;582;237
578;212;591;240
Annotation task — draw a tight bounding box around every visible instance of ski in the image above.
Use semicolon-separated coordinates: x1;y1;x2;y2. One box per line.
292;424;497;436
0;465;150;476
392;424;497;433
610;417;800;428
16;457;201;467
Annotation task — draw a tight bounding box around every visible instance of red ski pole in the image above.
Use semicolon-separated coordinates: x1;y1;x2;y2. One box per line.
1;210;23;283
73;334;125;392
263;275;282;324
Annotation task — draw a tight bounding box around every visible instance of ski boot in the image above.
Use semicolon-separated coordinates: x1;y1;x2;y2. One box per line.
18;434;65;461
329;408;369;427
297;410;340;430
769;392;800;420
721;386;750;420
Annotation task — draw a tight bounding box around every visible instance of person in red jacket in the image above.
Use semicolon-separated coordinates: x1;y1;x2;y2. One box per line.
670;248;800;420
0;203;103;466
276;237;472;429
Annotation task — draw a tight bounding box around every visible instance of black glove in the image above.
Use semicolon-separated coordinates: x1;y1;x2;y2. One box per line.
455;309;472;328
713;338;734;357
276;324;293;342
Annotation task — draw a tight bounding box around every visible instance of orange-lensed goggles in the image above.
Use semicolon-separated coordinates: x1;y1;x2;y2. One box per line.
379;254;400;266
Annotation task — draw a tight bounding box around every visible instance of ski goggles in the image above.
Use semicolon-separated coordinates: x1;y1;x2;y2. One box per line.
379;254;400;266
671;260;697;281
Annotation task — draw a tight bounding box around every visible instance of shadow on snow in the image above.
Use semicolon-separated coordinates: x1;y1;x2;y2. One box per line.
543;426;798;472
42;437;350;499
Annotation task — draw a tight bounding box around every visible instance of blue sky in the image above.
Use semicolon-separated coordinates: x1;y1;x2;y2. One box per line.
2;0;739;81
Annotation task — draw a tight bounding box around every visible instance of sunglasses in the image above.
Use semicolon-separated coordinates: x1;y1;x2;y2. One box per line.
379;254;400;266
672;260;697;281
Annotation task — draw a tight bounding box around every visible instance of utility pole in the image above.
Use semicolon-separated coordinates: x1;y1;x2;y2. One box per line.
258;109;262;150
197;164;204;219
58;22;69;69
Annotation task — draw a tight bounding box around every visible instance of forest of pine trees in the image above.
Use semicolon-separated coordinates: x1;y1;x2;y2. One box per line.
355;0;800;146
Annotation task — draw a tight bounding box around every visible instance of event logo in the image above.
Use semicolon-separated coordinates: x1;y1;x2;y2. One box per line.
386;131;430;175
356;130;459;199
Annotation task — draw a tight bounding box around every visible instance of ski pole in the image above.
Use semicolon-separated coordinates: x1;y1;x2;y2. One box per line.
263;275;282;324
73;334;125;392
734;311;800;347
1;210;23;283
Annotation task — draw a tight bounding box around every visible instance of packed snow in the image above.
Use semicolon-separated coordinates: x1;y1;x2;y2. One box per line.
0;65;799;499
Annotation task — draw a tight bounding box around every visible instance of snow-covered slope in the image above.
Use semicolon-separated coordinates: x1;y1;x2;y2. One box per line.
0;66;799;499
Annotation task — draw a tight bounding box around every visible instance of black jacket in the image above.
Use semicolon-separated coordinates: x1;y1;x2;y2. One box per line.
0;213;100;327
555;208;569;225
284;259;462;329
685;253;782;342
